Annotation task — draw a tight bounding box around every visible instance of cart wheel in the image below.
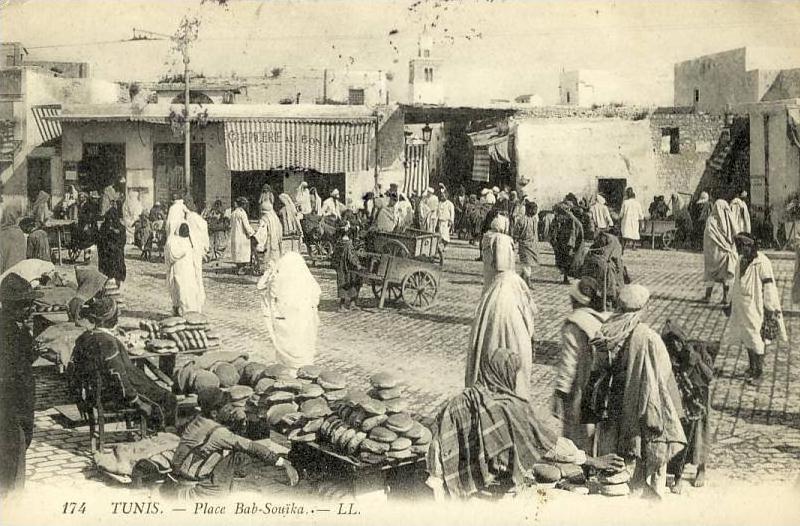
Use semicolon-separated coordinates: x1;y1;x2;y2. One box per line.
662;231;674;250
311;241;333;259
383;240;410;258
401;270;438;310
371;282;402;302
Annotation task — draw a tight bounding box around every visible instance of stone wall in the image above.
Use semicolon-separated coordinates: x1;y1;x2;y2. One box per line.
649;111;727;200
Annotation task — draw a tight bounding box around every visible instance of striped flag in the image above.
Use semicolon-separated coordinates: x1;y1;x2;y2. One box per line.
403;143;429;195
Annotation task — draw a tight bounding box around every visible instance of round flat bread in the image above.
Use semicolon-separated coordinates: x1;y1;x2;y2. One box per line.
359;438;390;455
317;371;347;390
372;387;403;401
146;339;177;350
297;365;323;380
183;312;208;325
161;324;187;335
361;414;388;432
403;421;425;441
413;426;432;445
368;426;398;444
385;413;414;434
386;449;414;460
390;437;412;451
160;316;185;328
323;389;348;402
266;402;299;426
369;372;399;389
383;397;409;414
302;418;324;434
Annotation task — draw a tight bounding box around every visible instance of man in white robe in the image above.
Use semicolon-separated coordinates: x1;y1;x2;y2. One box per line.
229;198;255;275
320;189;343;219
294;182;312;215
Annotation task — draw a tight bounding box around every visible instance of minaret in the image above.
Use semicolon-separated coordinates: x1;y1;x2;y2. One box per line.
408;27;444;104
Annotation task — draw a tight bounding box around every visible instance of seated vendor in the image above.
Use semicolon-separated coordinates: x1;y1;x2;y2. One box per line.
168;386;298;499
67;268;109;326
71;297;176;429
427;347;624;499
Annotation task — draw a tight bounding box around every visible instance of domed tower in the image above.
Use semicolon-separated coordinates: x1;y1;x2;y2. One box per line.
408;27;444;104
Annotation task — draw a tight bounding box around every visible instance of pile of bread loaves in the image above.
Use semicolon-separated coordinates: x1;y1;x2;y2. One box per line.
140;312;220;353
316;372;431;465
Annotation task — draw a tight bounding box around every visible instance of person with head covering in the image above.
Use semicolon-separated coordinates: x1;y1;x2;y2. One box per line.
703;199;738;303
429;347;624;500
661;319;717;493
549;203;584;284
552;277;609;452
0;205;27;274
100;181;121;218
395;191;414;229
580;230;626;311
421;187;440;233
453;185;467;237
73;192;98;262
253;199;283;272
185;196;210;277
437;189;455;249
122;189;143;244
204;200;229;261
511;199;539;287
468;215;537;399
728;232;786;383
691;191;712;250
256;251;321;369
169;386;297;499
294;181;312;215
482;188;496;205
165;193;189;237
165;223;204;315
229;197;255;275
332;220;362;311
480;214;515;292
308;187;322;216
258;183;276;210
670;193;692;249
277;193;302;237
361;191;377;226
590;194;613;233
19;217;50;263
320;188;344;219
0;273;42;495
619;187;644;251
31;190;52;227
648;195;669;220
584;284;686;499
97;204;127;289
62;185;79;221
373;192;399;233
70;297;177;430
729;190;751;234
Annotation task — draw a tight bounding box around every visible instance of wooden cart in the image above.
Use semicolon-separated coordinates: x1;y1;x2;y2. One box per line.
354;252;440;310
639;219;677;250
371;228;444;266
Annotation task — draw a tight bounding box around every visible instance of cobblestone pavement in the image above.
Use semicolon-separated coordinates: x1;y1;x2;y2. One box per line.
24;240;800;490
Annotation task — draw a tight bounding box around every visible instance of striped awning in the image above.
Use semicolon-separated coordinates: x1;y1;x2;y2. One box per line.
403;143;429;196
224;120;375;173
31;105;62;143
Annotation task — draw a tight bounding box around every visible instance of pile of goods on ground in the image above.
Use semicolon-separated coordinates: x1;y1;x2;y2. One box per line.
139;312;220;354
316;372;431;464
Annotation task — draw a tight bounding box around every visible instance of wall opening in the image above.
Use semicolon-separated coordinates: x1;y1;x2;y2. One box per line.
348;89;365;105
597;178;627;211
231;169;344;219
566;91;571;104
694;88;700;103
27;157;51;201
79;143;125;195
661;127;680;154
153;143;206;207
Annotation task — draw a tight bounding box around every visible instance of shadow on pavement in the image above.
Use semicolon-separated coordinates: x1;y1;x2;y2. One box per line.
533;340;560;366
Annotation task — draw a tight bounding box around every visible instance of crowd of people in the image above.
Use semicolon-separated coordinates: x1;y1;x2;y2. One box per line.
0;176;794;502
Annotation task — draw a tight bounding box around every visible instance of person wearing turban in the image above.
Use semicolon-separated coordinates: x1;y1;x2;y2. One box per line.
0;273;42;495
727;233;786;382
549;203;584;284
583;284;686;499
552;277;609;451
70;297;177;430
702;199;738;303
168;386;297;499
0;204;26;274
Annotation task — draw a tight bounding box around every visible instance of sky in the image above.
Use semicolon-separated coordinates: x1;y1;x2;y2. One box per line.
2;0;800;105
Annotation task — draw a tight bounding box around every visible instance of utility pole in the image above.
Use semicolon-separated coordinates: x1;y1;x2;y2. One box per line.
132;19;198;198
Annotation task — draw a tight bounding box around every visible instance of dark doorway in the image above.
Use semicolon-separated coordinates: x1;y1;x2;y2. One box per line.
153;143;206;207
80;143;125;195
27;157;51;200
597;178;627;212
231;170;344;219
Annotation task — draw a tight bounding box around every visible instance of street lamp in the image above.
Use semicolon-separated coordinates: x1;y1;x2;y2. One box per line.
422;122;432;143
